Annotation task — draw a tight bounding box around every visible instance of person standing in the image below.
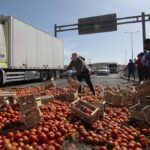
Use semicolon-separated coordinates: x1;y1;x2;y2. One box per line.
142;39;150;79
66;53;95;95
126;59;135;81
135;53;144;83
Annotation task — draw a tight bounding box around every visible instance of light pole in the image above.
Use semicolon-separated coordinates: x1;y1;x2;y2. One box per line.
124;31;139;61
123;51;128;65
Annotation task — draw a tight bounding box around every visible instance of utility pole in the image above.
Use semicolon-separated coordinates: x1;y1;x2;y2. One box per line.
88;59;91;65
123;51;128;65
124;31;139;61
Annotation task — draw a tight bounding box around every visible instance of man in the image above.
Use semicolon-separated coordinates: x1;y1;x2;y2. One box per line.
141;39;150;79
142;39;150;79
66;53;95;95
126;59;135;81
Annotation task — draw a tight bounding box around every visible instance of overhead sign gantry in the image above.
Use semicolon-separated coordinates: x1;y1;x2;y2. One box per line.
54;12;150;51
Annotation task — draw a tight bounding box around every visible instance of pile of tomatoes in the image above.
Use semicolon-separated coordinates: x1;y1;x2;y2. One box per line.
0;85;149;150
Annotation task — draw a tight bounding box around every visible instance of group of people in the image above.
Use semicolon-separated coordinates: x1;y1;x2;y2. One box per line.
65;38;150;95
126;39;150;83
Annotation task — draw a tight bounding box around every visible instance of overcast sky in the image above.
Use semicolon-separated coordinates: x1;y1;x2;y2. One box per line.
0;0;150;65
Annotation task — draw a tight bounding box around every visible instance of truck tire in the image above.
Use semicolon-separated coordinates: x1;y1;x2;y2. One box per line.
40;71;49;81
0;70;3;86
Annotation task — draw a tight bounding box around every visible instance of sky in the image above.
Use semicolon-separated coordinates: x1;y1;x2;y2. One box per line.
0;0;150;65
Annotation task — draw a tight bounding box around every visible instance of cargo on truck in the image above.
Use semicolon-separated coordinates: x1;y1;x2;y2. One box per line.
0;15;64;85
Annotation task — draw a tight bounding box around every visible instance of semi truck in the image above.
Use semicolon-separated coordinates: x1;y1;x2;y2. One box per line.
0;15;64;85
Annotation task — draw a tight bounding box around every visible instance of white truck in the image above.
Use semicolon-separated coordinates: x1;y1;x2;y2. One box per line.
0;15;64;85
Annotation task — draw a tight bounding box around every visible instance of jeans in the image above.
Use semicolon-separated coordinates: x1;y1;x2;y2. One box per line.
76;70;95;95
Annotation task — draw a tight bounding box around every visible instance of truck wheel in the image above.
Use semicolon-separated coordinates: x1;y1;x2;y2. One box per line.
0;71;3;86
40;71;48;81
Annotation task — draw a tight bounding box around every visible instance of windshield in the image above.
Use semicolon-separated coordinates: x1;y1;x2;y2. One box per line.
98;66;108;70
109;64;117;68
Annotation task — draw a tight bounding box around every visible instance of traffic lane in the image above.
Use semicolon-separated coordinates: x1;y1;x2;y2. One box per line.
56;74;125;88
3;73;134;89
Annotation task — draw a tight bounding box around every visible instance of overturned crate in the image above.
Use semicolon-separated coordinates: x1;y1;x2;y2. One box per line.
88;101;106;118
71;99;100;124
36;95;54;106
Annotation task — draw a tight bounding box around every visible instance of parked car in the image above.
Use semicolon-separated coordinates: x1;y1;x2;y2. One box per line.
96;66;110;76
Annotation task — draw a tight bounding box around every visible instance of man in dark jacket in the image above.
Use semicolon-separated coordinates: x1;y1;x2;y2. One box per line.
66;53;95;95
126;59;135;81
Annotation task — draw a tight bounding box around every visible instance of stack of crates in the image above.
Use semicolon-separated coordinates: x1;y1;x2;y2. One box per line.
18;95;41;129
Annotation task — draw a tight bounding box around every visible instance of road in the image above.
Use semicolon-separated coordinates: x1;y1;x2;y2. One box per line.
3;73;137;89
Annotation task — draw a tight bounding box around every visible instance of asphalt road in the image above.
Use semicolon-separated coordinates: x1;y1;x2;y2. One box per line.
3;73;137;89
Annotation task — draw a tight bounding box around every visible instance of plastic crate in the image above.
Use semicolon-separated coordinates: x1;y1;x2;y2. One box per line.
22;107;41;129
71;99;100;124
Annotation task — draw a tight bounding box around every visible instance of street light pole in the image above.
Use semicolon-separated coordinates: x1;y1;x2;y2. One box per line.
124;31;139;61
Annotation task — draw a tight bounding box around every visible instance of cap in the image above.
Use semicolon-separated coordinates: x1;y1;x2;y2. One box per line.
71;53;78;59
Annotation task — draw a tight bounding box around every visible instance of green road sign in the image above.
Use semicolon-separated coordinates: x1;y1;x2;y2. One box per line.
78;14;117;35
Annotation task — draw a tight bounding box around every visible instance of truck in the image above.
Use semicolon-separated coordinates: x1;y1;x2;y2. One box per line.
0;15;64;85
108;63;118;73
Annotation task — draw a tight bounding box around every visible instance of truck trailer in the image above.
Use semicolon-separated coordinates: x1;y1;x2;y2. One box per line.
0;15;64;85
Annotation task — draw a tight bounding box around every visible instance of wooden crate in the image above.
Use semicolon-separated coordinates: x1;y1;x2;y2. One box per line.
68;77;80;90
36;95;54;106
71;99;100;124
42;79;56;90
22;107;41;129
84;101;106;118
130;104;150;124
104;91;137;107
0;91;16;105
135;79;150;91
18;95;37;113
104;91;123;106
66;92;78;102
0;98;6;110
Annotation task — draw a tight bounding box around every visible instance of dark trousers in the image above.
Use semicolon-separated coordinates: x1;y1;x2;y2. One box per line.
137;68;144;81
77;72;95;95
128;70;135;81
143;66;150;80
